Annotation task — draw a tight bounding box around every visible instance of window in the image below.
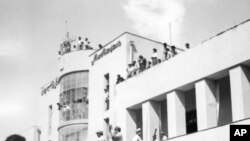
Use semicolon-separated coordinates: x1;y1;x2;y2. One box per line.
59;71;89;122
104;73;110;111
48;105;53;137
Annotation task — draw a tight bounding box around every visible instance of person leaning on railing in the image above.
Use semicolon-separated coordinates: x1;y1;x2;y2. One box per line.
116;74;125;84
127;64;133;78
138;55;147;72
163;43;170;60
151;48;158;66
171;46;177;57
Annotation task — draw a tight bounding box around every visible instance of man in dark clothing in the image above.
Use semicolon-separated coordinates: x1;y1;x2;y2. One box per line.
185;43;190;49
5;134;25;141
138;55;147;72
116;75;125;84
163;43;170;60
171;46;177;57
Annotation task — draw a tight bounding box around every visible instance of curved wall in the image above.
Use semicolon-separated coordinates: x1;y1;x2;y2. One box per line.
58;50;93;141
58;50;93;79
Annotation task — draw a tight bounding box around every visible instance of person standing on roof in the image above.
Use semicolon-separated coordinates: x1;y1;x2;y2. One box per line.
151;48;158;65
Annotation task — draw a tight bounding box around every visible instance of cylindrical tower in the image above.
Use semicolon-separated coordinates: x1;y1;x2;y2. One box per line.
57;35;94;141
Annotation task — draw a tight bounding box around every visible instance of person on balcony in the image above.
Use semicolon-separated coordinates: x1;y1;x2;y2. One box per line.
151;48;158;66
163;43;170;60
146;61;152;69
116;75;125;84
138;55;147;72
127;64;133;78
185;43;190;49
131;61;138;75
99;44;103;49
77;36;82;49
85;38;92;49
171;46;177;57
158;59;162;64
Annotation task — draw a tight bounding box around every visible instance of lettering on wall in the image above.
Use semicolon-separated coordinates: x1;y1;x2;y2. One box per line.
91;41;122;65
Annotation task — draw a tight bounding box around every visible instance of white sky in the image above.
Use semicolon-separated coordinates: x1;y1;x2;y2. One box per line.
0;0;250;139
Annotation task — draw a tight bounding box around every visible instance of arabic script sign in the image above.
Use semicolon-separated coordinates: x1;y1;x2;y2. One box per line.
91;41;121;65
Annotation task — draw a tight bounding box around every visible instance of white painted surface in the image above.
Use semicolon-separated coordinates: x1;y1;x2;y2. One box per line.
142;101;160;141
195;79;217;130
229;66;250;121
58;50;93;79
167;91;186;138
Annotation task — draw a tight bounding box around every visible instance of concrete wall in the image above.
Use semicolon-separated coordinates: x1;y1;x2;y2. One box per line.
125;33;164;64
38;49;92;141
58;50;93;79
115;19;250;110
168;118;250;141
114;20;250;140
88;35;128;141
38;87;60;141
88;33;166;141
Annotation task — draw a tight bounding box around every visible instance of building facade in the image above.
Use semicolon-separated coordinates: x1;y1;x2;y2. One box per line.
39;36;93;141
39;19;250;141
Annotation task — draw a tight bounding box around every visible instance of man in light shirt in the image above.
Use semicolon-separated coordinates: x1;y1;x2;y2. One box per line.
132;128;143;141
151;48;158;66
109;126;123;141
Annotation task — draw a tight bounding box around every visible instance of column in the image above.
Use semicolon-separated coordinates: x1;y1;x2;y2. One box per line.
229;65;250;121
167;91;186;138
195;79;217;131
126;109;137;141
33;126;41;141
142;101;160;141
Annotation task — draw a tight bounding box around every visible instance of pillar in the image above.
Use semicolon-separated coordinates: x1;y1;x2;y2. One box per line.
229;65;250;121
195;79;218;130
126;109;137;141
142;101;160;141
167;91;186;138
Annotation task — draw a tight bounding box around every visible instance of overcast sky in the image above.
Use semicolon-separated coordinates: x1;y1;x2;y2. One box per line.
0;0;250;139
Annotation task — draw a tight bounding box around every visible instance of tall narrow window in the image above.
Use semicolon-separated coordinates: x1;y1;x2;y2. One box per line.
104;73;110;111
48;105;53;138
59;71;89;122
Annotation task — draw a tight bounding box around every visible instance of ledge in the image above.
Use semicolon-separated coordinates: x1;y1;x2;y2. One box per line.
58;119;88;131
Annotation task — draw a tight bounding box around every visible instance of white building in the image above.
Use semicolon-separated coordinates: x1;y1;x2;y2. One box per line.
38;36;93;141
39;19;250;141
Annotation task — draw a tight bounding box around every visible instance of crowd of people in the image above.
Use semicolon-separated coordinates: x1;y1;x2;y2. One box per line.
58;36;94;56
116;42;190;84
96;126;168;141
